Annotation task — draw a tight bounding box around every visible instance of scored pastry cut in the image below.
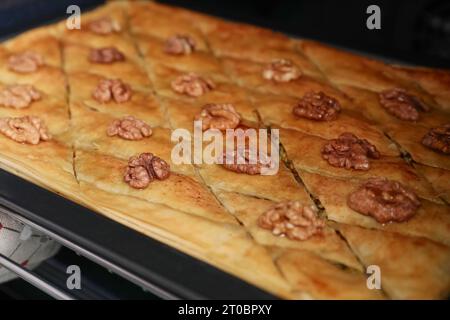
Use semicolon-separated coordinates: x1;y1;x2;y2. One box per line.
299;171;450;246
337;223;450;299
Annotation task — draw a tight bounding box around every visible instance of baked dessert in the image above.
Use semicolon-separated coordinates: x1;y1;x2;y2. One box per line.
0;1;449;299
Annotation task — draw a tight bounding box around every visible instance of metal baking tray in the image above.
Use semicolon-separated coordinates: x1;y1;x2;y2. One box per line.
0;0;276;299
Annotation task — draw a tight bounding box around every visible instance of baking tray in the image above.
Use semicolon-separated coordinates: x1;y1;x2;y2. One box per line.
0;169;275;299
0;0;276;300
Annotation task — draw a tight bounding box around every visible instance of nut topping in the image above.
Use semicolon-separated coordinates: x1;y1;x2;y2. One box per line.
221;148;273;175
107;116;152;140
293;91;341;121
0;85;41;109
171;73;215;97
321;133;380;170
164;35;196;55
347;178;421;224
421;124;450;155
0;116;51;145
124;153;170;189
379;88;429;121
262;59;301;82
8;51;44;73
89;47;125;64
195;103;240;130
88;17;121;35
258;201;324;241
92;79;132;103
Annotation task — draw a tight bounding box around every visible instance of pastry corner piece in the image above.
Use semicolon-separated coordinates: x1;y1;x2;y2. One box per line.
337;224;450;299
0;0;449;300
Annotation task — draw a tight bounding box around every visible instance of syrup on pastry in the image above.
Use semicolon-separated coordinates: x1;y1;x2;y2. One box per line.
321;132;380;170
8;51;44;73
262;59;301;82
0;116;51;145
124;153;170;189
378;88;429;121
107;116;152;140
258;201;324;241
171;73;215;97
0;84;41;109
347;178;421;224
293;91;341;121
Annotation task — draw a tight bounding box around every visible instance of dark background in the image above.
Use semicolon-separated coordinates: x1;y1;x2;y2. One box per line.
0;0;450;69
161;0;450;68
0;0;449;68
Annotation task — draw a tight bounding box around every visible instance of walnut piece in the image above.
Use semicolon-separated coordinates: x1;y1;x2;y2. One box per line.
347;178;421;223
124;153;170;189
0;85;41;109
379;88;429;121
195;103;240;130
88;17;121;34
164;35;196;55
171;73;215;97
258;201;324;241
8;51;44;73
107;116;152;140
92;79;132;103
0;116;51;145
262;59;301;82
321;132;380;170
221;148;272;175
293;91;341;121
89;47;125;64
421;124;450;155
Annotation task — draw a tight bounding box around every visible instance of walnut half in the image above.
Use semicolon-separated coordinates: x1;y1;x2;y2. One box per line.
195;103;240;131
0;85;41;109
293;91;341;121
92;79;132;103
321;132;380;170
164;35;196;55
379;88;429;121
171;73;215;97
8;51;44;73
262;59;301;82
88;17;121;35
124;153;170;189
89;47;125;64
107;116;152;140
221;149;273;175
347;178;421;224
0;116;51;145
258;201;324;241
421;124;450;155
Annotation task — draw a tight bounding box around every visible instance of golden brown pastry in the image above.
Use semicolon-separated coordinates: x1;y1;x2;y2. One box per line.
279;128;439;202
274;249;385;299
300;171;450;246
415;164;450;204
337;224;450;299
